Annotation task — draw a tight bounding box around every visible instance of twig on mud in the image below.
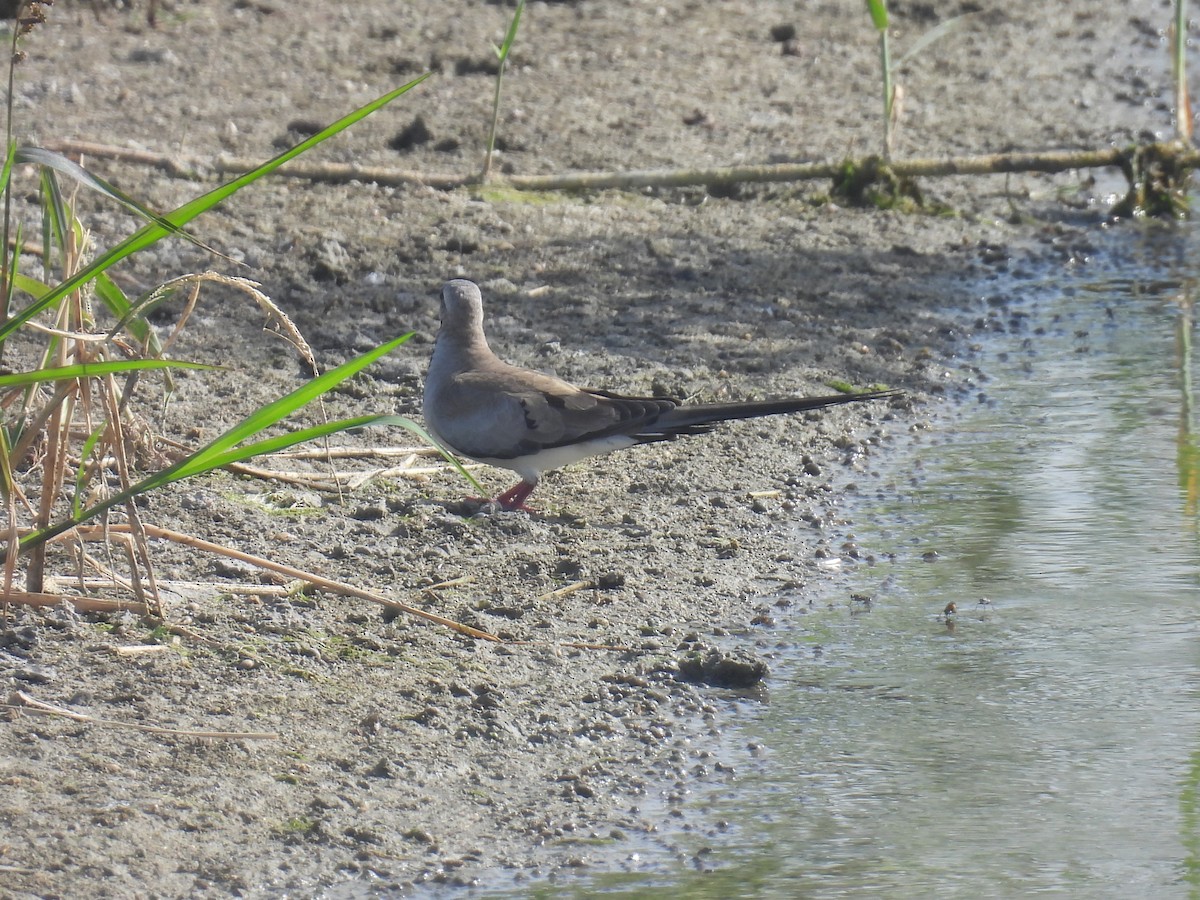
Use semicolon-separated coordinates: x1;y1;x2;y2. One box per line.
2;589;150;615
161;621;235;650
46;576;294;599
218;444;457;490
67;524;502;641
226;459;450;492
21;572;648;655
15;525;497;641
6;690;278;740
220;460;350;491
419;574;475;602
40;139;203;178
230;443;480;492
41;139;468;187
537;580;593;601
337;463;450;490
42;138;1198;192
111;643;175;657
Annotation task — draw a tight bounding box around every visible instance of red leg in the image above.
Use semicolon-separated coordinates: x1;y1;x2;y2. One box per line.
493;480;537;511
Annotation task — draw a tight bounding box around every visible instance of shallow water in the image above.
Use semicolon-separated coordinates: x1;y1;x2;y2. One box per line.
520;220;1200;898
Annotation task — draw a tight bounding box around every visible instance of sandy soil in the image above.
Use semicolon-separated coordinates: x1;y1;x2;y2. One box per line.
0;0;1176;896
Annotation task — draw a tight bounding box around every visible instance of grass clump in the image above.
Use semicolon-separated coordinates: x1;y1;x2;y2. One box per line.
1112;142;1193;219
0;5;434;617
831;156;923;210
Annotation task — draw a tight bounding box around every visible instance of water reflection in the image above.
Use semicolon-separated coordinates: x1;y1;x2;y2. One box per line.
1177;287;1200;524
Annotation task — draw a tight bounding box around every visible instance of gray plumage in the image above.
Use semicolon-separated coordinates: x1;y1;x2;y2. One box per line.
423;279;895;509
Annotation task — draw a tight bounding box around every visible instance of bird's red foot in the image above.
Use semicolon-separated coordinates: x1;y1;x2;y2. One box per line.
493;480;537;512
464;481;538;512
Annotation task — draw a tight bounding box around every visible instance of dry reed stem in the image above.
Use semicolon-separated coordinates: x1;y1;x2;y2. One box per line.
274;445;441;460
160;621;230;649
2;456;19;599
19;319;110;341
46;576;295;597
9;526;497;642
99;370;162;615
1;588;150;614
149;272;317;372
6;271;320;617
6;690;278;740
77;547;137;594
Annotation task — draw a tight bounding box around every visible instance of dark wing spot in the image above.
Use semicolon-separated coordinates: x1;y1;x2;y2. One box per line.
520;398;538;431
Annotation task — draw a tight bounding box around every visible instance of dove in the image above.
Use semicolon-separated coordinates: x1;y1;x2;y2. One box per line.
423;279;895;510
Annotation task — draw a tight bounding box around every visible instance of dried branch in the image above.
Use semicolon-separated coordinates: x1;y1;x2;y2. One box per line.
42;137;1197;193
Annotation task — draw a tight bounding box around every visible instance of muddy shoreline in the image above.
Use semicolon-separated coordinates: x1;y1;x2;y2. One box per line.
0;1;1176;896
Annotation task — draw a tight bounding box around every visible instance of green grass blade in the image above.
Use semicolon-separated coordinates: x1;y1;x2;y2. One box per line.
0;139;14;200
38;165;69;253
21;147;223;259
0;140;13;358
196;414;411;472
92;271;163;353
390;415;487;496
866;0;889;31
185;331;415;462
10;270;47;297
14;332;416;553
2;217;19;337
496;0;525;62
0;358;216;389
72;424;105;519
201;414;485;497
22;146;191;235
895;14;974;69
485;0;525;178
1176;0;1191;142
0;425;14;516
0;74;430;346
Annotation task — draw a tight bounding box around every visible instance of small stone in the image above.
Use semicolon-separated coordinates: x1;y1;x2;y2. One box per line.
15;666;55;684
596;571;625;589
351;502;387;521
677;648;768;688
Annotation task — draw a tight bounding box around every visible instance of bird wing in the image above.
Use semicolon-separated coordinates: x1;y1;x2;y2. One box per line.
440;366;682;461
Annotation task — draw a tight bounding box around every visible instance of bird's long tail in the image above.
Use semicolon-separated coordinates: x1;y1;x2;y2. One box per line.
659;389;898;430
